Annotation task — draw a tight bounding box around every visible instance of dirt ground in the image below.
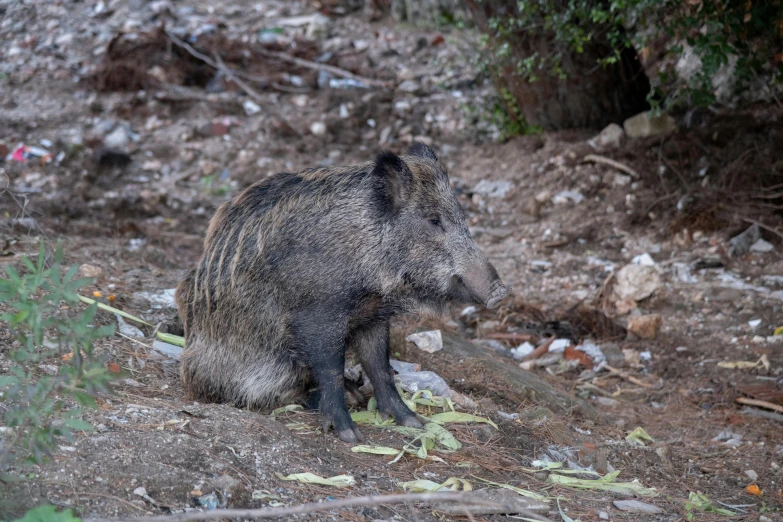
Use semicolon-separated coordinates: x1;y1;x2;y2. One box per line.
1;0;782;520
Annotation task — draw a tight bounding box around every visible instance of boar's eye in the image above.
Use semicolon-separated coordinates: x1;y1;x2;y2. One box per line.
427;216;443;230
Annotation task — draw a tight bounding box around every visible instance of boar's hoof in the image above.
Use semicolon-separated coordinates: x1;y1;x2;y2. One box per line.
397;414;424;429
336;426;365;443
322;416;365;443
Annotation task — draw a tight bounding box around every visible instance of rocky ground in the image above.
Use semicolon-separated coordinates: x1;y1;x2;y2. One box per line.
1;0;783;520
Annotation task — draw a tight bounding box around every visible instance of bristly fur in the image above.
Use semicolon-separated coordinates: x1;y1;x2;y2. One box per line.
175;143;506;439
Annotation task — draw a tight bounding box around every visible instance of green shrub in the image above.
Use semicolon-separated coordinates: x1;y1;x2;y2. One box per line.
0;241;116;476
478;0;783;109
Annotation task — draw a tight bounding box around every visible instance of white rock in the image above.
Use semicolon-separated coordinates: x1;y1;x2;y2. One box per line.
133;487;148;497
243;100;261;115
310;122;327;136
104;126;130;149
406;330;443;353
613;264;662;302
588;123;624;151
744;469;758;481
748;319;762;329
623;111;676;138
472;180;512;199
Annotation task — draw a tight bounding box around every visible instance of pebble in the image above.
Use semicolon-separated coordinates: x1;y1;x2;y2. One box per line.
744;469;758;481
78;263;102;278
310;121;327;136
627;314;662;339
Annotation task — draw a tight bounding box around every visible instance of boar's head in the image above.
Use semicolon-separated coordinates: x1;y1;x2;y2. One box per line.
373;142;509;310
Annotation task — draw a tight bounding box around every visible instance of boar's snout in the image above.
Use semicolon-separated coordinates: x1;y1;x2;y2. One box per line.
452;259;509;310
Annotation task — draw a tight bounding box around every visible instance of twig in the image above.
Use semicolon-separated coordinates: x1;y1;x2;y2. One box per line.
521;337;555;362
603;365;654;389
78;492;147;513
484;333;533;342
735;397;783;414
256;48;393;88
737;215;783;241
582;154;639;179
84;492;554;522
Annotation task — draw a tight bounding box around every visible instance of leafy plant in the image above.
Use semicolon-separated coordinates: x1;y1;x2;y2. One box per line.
478;0;783;108
11;505;82;522
0;241;116;475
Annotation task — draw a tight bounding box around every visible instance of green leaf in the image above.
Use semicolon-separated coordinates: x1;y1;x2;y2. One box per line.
63;418;94;432
351;445;400;455
275;472;355;488
12;505;82;522
429;411;498;429
72;391;97;408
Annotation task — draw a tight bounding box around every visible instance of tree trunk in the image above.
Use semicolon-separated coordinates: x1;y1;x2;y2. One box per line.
466;0;651;131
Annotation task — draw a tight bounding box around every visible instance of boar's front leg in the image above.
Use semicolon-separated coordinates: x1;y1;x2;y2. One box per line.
353;320;423;428
292;308;364;443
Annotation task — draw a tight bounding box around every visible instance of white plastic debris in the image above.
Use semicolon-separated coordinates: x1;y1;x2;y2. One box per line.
510;341;535;360
631;253;655;266
395;371;449;396
116;314;144;339
134;288;176;309
552;190;584;204
577;341;606;365
750;238;774;253
406;330;443;353
748;319;762;329
548;339;571;353
460;305;477;316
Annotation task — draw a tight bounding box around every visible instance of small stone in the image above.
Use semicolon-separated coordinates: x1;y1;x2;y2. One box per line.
390;359;421;373
104;126;131;150
598;511;609;520
631;253;655;266
744;469;758;481
588;123;624;151
152;340;182;361
310;121;327;136
729;224;761;257
623;111;677;138
406;330;443;353
548;339;571;353
398;79;421;94
510;342;535;360
597;397;618;407
39;364;59;376
116;315;144;339
133;487;147;497
613;264;662;304
472;180;512;199
78;263;102;278
243;100;261;115
627;314;662;339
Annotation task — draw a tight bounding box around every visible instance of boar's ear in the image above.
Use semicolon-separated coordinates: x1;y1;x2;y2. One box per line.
372;150;412;218
407;142;438;162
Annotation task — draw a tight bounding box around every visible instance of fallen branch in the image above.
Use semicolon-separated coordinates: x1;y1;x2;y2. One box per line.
484;332;534;343
735;397;783;414
603;365;654;389
85;492;554;522
257;48;393;88
582;154;639;179
521;337;555;362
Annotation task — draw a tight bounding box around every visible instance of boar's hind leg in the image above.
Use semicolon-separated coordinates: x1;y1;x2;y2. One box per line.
292;309;364;443
353;321;423;428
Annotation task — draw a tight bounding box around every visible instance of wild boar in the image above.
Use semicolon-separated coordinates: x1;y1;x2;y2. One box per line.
175;143;508;442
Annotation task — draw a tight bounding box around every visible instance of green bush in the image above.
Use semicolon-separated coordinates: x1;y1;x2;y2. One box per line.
0;241;116;476
478;0;783;109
